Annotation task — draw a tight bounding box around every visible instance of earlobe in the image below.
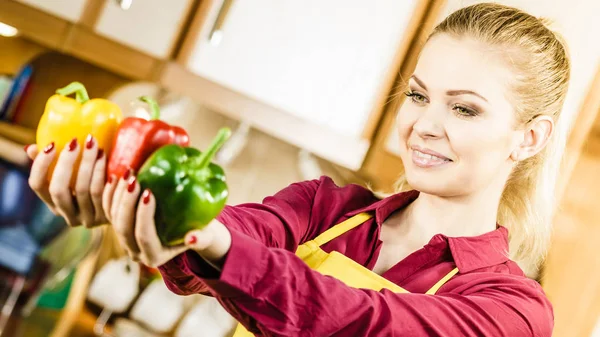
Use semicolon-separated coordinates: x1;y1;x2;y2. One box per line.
510;150;520;162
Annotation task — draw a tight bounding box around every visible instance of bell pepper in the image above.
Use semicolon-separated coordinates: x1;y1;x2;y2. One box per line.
36;82;123;184
107;96;189;178
137;128;231;246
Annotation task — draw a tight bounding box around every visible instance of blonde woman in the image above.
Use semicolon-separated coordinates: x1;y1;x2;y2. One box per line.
27;3;569;336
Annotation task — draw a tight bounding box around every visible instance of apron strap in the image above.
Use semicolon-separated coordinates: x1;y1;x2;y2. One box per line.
313;212;373;246
425;267;459;295
311;212;459;295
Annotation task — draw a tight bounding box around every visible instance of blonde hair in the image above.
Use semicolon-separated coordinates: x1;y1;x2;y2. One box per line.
394;3;571;271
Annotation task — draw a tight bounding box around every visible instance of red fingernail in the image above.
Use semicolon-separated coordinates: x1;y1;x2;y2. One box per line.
107;175;113;184
43;142;55;154
123;169;132;181
68;138;78;151
96;149;104;160
23;144;30;153
187;235;197;245
142;189;151;204
85;134;94;149
127;176;137;193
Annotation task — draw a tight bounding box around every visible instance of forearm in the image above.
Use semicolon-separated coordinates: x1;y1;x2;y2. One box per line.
0;135;30;167
195;230;553;337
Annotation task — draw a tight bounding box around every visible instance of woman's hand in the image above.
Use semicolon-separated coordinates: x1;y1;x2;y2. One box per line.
107;173;233;268
27;136;109;228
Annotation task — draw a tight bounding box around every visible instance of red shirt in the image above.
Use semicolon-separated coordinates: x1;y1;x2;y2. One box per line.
158;176;553;336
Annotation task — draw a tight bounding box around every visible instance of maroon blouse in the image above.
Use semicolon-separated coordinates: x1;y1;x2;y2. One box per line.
158;176;553;336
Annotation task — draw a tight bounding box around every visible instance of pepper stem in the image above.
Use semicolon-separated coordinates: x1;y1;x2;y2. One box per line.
139;96;161;120
56;82;90;104
193;128;232;170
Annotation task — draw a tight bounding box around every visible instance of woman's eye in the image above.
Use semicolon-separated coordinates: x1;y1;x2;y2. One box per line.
453;104;479;117
404;91;428;104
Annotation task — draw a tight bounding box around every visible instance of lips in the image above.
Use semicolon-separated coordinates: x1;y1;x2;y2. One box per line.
410;145;452;168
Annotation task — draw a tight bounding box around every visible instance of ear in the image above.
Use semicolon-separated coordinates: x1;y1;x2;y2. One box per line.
510;116;554;161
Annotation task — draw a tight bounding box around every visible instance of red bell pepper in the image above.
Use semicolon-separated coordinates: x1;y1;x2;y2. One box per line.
107;96;190;178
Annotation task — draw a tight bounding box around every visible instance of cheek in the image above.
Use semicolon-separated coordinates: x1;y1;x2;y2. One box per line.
448;119;514;167
396;106;418;141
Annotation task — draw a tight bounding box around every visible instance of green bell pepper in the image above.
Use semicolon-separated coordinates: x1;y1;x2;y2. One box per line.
137;128;232;246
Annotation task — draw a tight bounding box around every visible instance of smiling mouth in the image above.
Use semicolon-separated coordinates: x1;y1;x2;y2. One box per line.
411;149;452;168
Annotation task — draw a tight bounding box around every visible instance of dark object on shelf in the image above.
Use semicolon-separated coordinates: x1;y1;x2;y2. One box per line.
0;159;66;275
0;65;33;122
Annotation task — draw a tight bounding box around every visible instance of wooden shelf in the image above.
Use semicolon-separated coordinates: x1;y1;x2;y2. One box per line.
0;0;163;81
0;0;70;49
62;26;163;81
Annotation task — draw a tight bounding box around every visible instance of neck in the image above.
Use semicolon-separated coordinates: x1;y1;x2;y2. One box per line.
390;182;504;242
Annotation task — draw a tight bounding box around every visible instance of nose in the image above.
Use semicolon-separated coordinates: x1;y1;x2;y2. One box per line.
412;106;444;139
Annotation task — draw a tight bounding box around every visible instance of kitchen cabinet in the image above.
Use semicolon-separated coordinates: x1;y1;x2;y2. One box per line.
0;0;182;79
14;0;87;22
93;0;194;58
172;0;440;170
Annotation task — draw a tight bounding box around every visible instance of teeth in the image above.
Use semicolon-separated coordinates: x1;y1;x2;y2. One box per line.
414;150;447;161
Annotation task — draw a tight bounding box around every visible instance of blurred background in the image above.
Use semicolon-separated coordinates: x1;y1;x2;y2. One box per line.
0;0;598;336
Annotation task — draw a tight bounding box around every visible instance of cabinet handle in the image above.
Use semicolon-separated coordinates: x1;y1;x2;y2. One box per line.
208;0;235;46
115;0;134;11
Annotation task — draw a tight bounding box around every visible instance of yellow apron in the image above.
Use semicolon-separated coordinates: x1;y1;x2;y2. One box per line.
233;212;459;336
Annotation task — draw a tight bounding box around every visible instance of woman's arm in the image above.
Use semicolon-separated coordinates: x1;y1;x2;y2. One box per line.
196;229;553;337
0;135;31;167
158;176;348;295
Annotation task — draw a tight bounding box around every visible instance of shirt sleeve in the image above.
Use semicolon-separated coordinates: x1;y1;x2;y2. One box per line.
198;229;554;337
158;177;322;296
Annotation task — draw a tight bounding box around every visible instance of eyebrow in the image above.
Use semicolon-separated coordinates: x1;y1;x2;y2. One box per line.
409;75;489;103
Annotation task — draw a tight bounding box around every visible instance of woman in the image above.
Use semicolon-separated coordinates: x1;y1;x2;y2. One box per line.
26;3;569;336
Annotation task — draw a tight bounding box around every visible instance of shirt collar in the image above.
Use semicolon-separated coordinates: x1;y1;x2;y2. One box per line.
348;190;510;273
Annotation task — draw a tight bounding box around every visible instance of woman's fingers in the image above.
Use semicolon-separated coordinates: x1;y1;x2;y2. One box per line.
90;149;108;225
134;190;188;267
25;144;39;161
113;174;141;257
102;173;118;222
74;135;99;227
110;170;131;222
28;143;56;213
48;138;80;226
134;189;160;264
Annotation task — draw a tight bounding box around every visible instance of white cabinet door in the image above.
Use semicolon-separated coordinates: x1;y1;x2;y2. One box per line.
94;0;193;58
186;0;421;139
15;0;87;22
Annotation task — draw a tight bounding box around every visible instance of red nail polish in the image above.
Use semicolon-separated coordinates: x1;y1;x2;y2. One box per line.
23;144;30;153
68;138;78;151
127;176;137;193
107;175;113;184
96;149;104;160
187;235;197;245
85;134;94;149
43;142;55;154
142;189;151;204
123;169;131;181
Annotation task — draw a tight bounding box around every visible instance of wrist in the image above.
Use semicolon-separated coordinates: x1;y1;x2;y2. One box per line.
191;220;232;269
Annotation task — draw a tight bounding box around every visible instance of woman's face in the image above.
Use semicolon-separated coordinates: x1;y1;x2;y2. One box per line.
397;34;524;197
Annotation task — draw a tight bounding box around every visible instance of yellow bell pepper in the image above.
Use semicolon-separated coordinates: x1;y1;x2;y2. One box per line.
36;82;123;185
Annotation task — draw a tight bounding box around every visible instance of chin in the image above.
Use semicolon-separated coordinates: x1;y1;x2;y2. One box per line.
404;165;462;198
